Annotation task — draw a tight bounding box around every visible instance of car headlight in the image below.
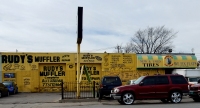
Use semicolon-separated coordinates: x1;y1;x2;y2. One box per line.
114;88;120;93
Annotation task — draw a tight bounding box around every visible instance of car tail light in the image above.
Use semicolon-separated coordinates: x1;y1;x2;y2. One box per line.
188;83;194;90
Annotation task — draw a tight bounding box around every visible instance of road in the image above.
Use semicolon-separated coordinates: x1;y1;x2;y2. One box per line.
0;93;200;108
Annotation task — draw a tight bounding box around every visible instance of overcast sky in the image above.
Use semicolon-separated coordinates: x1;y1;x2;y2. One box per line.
0;0;200;59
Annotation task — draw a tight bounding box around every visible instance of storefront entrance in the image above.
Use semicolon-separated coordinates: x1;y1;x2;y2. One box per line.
39;63;66;92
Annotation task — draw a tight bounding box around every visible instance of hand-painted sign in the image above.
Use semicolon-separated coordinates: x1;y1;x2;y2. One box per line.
164;55;174;67
137;55;163;68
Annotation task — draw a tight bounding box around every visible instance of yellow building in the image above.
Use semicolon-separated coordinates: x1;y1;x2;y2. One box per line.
0;52;197;92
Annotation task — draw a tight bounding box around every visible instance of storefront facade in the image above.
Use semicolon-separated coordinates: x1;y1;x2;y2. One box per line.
0;52;197;92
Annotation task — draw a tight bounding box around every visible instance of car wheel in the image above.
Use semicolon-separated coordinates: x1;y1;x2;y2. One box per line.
16;88;18;93
99;92;103;99
161;99;169;103
7;91;9;96
193;98;200;102
13;89;16;94
170;91;182;103
96;92;99;97
121;92;135;105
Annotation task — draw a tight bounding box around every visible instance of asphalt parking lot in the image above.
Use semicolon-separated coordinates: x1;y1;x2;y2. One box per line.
0;92;196;104
0;92;61;104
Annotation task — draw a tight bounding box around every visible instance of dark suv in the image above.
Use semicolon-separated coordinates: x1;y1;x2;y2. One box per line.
98;76;122;99
110;74;189;105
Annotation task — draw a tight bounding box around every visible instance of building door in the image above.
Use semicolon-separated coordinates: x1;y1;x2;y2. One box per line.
39;63;66;92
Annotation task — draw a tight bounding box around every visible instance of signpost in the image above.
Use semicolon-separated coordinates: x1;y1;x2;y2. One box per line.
76;7;83;98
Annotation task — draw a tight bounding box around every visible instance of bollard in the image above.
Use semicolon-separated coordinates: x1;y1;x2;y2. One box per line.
61;81;64;99
93;81;95;98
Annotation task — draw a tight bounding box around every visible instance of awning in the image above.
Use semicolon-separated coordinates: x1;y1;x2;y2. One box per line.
137;54;197;68
170;55;197;68
137;54;163;68
137;55;163;60
172;55;197;61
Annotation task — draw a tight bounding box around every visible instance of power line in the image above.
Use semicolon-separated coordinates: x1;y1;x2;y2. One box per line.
82;46;116;52
115;45;122;53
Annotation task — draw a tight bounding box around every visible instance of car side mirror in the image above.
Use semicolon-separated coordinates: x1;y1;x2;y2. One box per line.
139;82;144;86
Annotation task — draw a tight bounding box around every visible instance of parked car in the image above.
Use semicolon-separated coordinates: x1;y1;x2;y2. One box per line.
97;76;122;99
2;81;18;94
189;79;200;102
110;74;189;105
126;79;136;85
0;83;10;98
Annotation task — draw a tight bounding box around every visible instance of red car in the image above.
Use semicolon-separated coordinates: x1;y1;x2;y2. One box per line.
189;79;200;102
110;74;189;105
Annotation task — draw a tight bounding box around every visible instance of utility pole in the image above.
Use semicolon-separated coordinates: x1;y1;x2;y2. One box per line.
115;45;122;53
76;6;83;99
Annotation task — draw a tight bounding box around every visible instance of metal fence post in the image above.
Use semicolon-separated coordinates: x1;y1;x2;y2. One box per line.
61;81;64;99
93;81;95;98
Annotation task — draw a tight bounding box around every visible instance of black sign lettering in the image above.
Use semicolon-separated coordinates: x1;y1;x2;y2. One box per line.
81;54;102;62
1;55;29;63
27;55;33;63
43;83;61;87
40;71;65;76
24;78;30;85
143;63;159;67
40;66;65;76
35;56;60;62
77;66;100;81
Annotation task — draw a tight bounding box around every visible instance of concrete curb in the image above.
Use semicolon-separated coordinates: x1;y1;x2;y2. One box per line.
58;97;116;103
58;96;191;103
59;98;100;103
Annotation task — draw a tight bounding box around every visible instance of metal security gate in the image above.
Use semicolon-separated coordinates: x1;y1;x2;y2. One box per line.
61;81;99;99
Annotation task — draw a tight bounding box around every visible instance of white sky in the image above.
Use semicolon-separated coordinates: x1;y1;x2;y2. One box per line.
0;0;200;60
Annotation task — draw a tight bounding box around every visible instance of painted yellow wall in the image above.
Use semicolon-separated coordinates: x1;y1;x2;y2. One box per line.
1;52;165;92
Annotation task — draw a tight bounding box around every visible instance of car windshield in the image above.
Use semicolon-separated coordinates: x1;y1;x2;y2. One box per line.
103;77;121;84
189;78;199;82
133;76;145;84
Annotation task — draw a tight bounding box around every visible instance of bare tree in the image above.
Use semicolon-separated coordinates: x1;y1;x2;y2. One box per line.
125;26;177;53
197;60;200;67
123;43;133;53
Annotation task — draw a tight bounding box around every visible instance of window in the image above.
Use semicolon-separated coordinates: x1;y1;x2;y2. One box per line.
170;76;188;84
142;76;155;85
189;78;200;82
4;73;15;78
134;76;145;84
103;77;122;84
156;76;169;85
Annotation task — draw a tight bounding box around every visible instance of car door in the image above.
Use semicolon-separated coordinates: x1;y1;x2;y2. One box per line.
137;76;156;99
155;76;170;98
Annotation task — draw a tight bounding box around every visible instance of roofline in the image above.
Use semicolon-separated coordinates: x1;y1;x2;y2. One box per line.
136;53;195;55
